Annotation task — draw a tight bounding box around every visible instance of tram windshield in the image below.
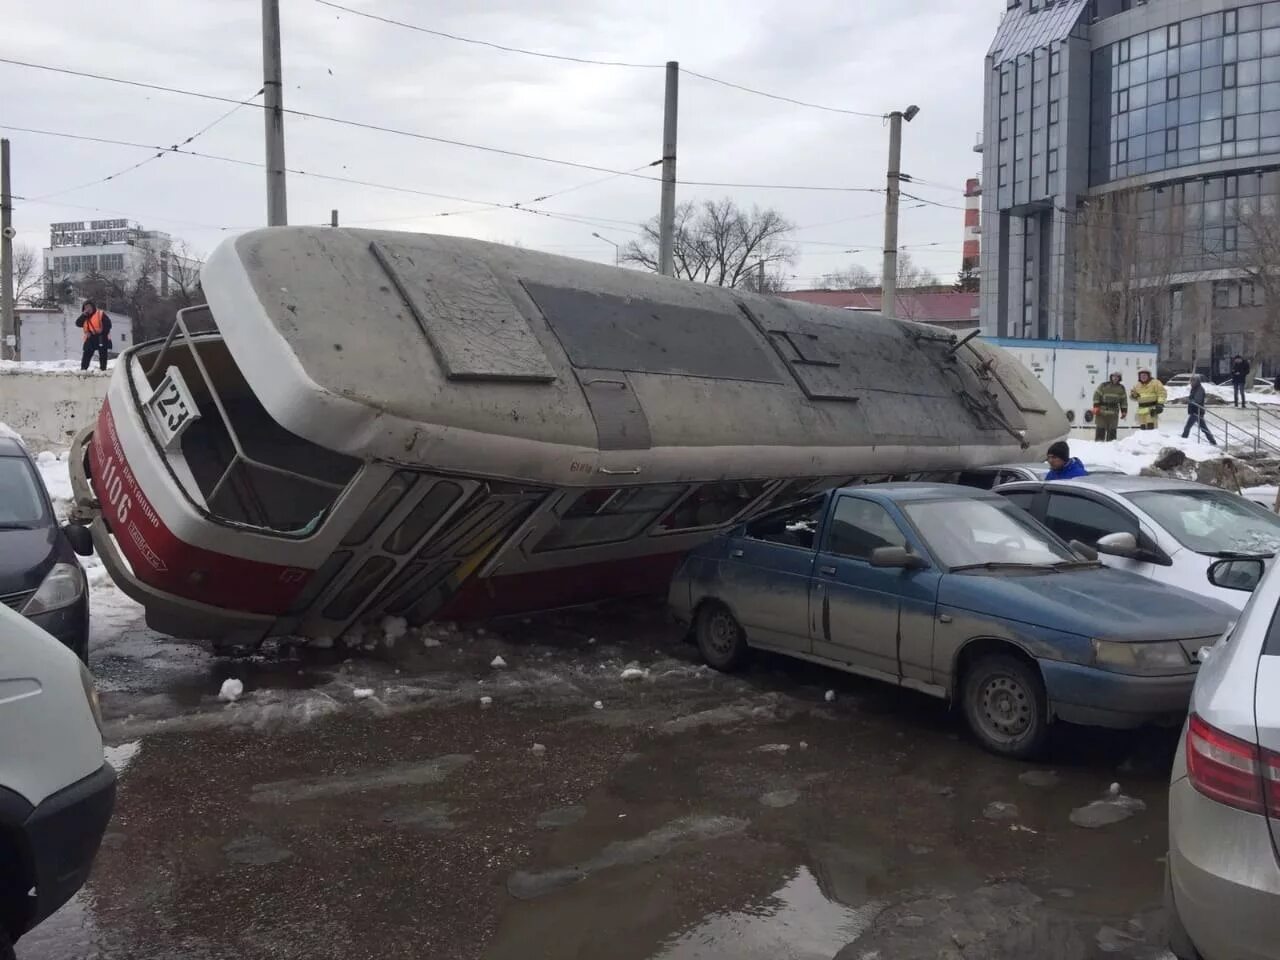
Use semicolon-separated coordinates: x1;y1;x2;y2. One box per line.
137;307;360;537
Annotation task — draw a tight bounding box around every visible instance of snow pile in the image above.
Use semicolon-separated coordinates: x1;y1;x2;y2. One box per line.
592;700;604;710
620;663;648;681
352;688;375;700
1069;429;1218;475
824;690;836;703
0;422;20;444
479;695;493;707
530;742;547;755
490;655;508;669
379;616;408;646
218;678;244;703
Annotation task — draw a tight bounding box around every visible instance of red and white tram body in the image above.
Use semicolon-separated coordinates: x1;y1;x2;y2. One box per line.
69;228;1067;647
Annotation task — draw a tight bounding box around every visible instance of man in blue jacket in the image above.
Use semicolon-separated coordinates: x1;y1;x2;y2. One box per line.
1045;440;1088;480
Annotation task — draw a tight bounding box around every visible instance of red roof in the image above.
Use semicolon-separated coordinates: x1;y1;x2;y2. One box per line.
781;289;978;323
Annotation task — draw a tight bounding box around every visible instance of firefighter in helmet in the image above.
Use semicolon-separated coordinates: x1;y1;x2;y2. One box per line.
1092;372;1128;442
1129;367;1167;431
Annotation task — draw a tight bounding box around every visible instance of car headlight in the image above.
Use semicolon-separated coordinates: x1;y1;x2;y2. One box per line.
78;661;104;733
21;562;86;616
1091;638;1191;675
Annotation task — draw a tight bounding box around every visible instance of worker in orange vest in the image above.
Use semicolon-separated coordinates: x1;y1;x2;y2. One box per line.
75;300;113;371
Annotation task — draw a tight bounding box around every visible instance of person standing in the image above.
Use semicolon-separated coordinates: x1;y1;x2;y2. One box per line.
1092;372;1128;442
1045;440;1089;480
1129;368;1167;431
75;300;112;372
1180;374;1217;446
1231;354;1251;408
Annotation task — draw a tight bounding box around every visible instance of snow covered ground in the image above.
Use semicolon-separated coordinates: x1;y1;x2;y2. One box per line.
0;358;115;374
1165;381;1280;406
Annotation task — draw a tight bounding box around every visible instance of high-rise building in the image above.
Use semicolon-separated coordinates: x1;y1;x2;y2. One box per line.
981;0;1280;375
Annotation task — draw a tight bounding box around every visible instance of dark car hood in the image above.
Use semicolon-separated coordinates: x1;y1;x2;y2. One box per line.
0;525;60;596
939;565;1235;642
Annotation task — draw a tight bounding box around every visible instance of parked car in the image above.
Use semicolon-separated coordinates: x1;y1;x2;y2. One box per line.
1165;553;1280;960
996;475;1280;611
0;437;93;660
0;604;115;960
668;483;1235;758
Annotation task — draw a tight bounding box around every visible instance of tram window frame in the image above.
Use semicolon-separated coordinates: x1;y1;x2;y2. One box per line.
534;484;688;552
652;480;776;535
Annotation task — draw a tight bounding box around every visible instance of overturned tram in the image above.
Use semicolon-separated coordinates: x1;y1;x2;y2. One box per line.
68;228;1067;647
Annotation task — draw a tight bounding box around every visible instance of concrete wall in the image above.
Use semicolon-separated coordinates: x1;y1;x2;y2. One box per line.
0;368;109;452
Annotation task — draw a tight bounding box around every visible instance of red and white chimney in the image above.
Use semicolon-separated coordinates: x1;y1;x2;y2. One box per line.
962;177;981;266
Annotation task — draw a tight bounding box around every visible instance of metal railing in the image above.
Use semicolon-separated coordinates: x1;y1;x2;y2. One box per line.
1187;403;1280;457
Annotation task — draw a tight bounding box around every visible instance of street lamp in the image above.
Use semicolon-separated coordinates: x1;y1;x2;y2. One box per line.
592;231;621;267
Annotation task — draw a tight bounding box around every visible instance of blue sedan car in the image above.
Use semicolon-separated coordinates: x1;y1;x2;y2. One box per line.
668;483;1236;758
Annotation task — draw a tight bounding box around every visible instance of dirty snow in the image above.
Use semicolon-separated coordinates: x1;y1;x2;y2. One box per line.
824;690;836;703
620;666;648;681
380;616;408;646
1070;790;1147;828
593;700;604;710
490;655;508;669
218;678;244;703
104;740;141;775
352;688;375;700
530;742;547;755
0;421;21;443
479;696;493;707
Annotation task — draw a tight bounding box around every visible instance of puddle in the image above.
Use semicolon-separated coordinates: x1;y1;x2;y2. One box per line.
650;867;881;960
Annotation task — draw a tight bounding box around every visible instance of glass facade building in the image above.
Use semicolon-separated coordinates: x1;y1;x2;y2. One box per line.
981;0;1280;372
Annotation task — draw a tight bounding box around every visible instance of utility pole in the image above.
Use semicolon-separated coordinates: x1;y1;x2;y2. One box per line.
262;0;288;226
658;60;679;277
330;209;339;228
1;139;14;361
757;259;766;293
881;105;918;320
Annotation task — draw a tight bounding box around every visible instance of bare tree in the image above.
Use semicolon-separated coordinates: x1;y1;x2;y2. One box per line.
1236;199;1280;341
623;198;797;288
1074;188;1183;344
816;264;877;289
11;245;44;305
161;239;204;308
896;251;940;290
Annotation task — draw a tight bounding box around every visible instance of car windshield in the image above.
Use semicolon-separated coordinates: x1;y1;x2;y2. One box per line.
1128;488;1280;557
0;457;48;527
902;498;1076;569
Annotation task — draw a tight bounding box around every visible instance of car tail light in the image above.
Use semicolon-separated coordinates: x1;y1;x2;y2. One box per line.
1186;713;1280;816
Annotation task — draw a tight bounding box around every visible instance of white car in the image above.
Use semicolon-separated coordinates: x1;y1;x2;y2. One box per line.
996;475;1280;610
0;604;114;959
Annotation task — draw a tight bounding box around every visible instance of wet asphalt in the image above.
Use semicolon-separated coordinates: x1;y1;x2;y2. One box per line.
19;598;1179;960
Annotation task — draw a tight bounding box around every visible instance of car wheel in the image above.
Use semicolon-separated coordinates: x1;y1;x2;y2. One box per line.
696;603;749;672
1164;864;1201;960
962;653;1048;759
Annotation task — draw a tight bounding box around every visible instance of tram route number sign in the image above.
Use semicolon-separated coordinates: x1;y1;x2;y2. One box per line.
146;365;201;449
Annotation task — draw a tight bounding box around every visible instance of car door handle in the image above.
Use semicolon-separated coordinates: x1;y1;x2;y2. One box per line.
730;549;744;558
818;565;836;575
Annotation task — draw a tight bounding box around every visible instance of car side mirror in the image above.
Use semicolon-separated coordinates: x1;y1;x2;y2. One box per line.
1095;531;1139;558
870;546;926;569
63;523;94;557
1207;557;1265;593
1068;539;1099;561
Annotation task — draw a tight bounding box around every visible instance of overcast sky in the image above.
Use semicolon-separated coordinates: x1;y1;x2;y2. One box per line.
3;0;1001;288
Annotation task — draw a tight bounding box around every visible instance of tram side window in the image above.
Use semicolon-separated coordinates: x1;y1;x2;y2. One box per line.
535;485;686;551
656;481;771;532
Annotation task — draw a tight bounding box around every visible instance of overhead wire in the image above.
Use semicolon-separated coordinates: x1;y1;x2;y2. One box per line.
309;0;887;118
2;124;652;234
0;58;886;194
28;87;265;202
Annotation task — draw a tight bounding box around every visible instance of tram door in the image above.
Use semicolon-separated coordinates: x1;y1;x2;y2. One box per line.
293;470;546;639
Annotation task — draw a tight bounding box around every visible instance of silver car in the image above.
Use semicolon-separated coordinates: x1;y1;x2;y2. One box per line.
998;475;1280;611
1166;554;1280;960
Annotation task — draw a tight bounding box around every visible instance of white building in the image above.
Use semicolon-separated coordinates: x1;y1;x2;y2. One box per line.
14;305;135;363
42;220;198;298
